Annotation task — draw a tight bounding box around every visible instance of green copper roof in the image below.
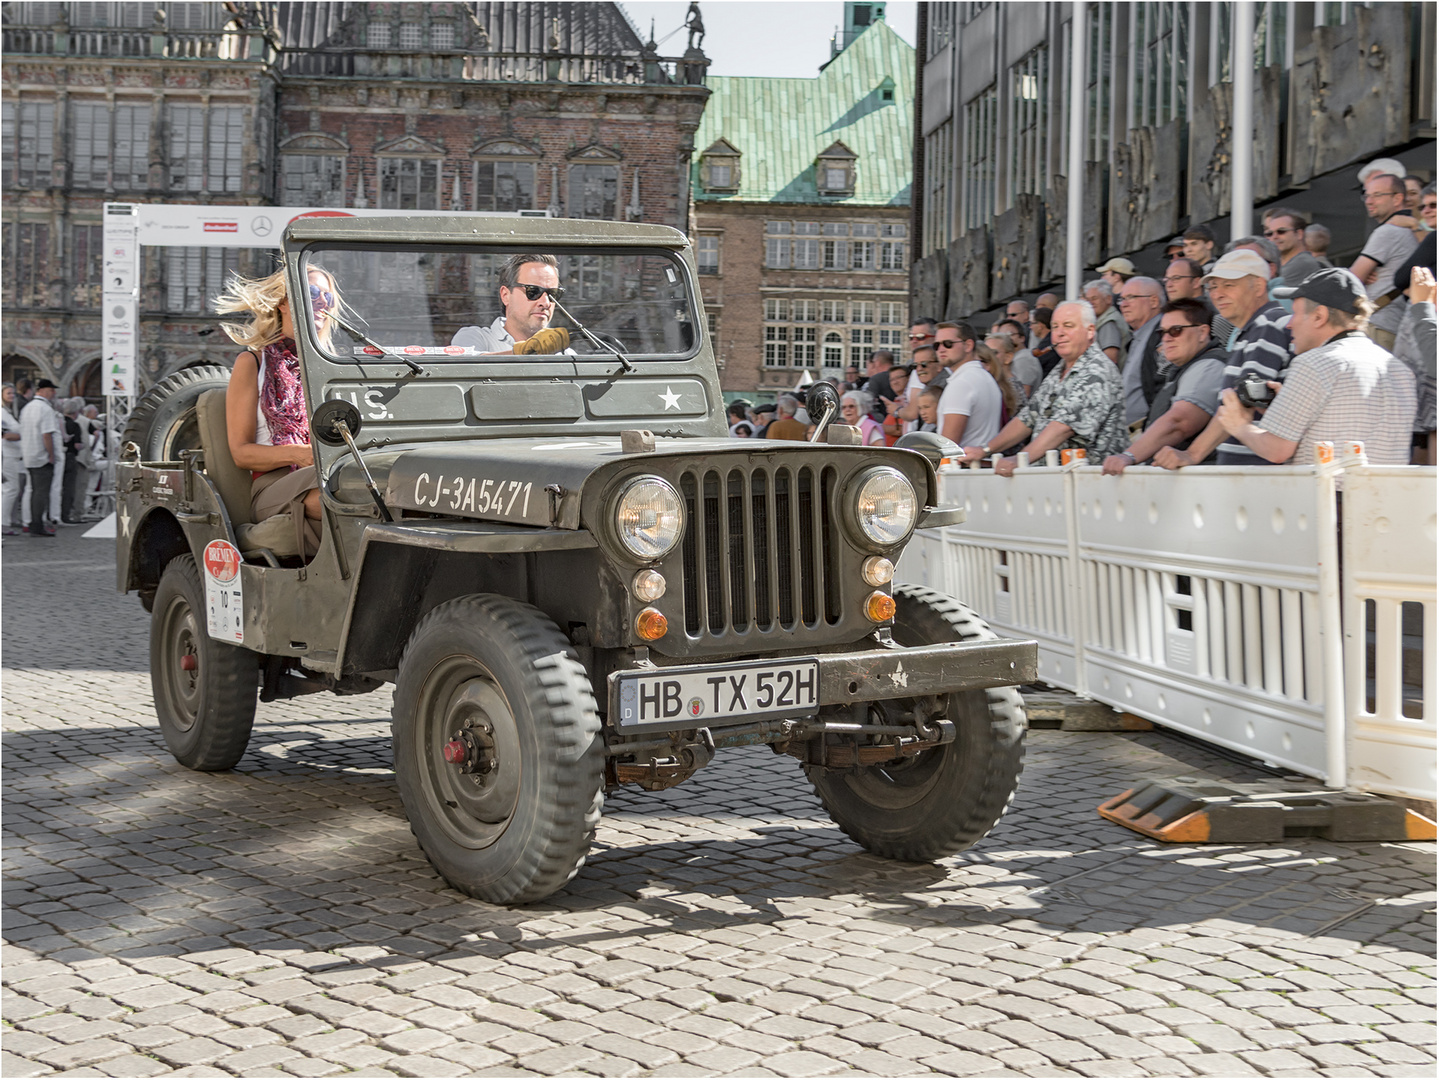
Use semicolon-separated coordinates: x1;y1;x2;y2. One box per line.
693;19;914;207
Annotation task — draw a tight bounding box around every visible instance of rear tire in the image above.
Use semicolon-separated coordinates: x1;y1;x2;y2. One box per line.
392;594;604;905
807;584;1026;861
150;555;259;770
123;365;231;461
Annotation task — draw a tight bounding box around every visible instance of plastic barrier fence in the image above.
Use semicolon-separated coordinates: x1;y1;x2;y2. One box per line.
896;462;1436;801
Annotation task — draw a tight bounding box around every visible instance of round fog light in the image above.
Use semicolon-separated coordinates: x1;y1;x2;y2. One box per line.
632;568;667;602
865;591;896;623
861;556;895;586
635;607;668;640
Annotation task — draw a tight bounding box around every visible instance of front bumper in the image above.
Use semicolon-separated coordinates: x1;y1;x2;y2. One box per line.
606;635;1038;729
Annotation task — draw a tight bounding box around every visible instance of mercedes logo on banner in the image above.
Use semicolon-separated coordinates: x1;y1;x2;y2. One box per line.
251;216;274;237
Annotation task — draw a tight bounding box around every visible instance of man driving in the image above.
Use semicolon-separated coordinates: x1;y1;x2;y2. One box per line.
451;254;571;354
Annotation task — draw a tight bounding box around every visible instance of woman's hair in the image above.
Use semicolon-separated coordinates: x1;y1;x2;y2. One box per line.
976;342;1021;417
841;389;874;414
215;265;342;351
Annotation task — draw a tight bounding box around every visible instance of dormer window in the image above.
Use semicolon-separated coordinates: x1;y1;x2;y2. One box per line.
816;141;857;197
878;76;895;103
700;139;741;193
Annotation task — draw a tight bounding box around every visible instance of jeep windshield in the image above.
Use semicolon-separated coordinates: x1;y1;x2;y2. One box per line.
301;246;699;363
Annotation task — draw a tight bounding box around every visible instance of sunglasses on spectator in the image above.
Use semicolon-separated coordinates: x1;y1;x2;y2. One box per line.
308;284;335;310
908;332;932;341
1157;323;1207;338
934;338;963;349
515;283;565;301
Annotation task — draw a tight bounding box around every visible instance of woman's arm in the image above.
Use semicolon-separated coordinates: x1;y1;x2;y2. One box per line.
226;351;312;472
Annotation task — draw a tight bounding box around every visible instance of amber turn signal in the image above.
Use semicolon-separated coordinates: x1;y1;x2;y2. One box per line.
864;591;896;623
635;607;668;640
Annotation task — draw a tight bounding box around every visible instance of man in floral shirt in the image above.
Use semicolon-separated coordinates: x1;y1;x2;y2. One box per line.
958;301;1128;475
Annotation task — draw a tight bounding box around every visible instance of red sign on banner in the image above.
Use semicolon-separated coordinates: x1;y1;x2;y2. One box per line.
203;540;241;584
203;222;239;233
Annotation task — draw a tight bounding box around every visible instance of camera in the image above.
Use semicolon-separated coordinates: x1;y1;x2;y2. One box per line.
1234;373;1275;409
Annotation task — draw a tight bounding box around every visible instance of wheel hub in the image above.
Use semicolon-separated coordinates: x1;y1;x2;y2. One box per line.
423;675;522;835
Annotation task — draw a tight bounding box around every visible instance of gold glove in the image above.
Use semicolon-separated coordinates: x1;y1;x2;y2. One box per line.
512;328;570;355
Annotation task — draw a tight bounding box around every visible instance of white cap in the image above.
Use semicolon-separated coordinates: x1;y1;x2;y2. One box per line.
1358;157;1406;184
1202;249;1272;283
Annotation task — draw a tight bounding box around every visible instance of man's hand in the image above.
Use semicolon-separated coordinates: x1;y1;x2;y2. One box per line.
1410;266;1437;305
957;445;989;463
512;327;571;355
1152;445;1194;470
1101;454;1132;476
993;456;1018;477
1215;387;1254;435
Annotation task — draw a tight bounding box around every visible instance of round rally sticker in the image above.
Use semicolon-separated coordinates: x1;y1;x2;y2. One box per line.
203;540;241;584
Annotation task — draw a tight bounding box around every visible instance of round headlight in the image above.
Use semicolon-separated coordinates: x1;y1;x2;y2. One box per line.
615;477;684;560
853;467;917;547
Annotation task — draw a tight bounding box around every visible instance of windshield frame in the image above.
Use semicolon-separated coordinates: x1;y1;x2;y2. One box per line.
298;242;704;367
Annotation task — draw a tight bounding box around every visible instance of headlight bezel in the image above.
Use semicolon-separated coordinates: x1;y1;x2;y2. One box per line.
612;475;685;562
845;465;919;551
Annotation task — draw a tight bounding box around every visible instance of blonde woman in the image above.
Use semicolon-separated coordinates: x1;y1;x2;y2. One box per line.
975;340;1021;425
215;265;341;557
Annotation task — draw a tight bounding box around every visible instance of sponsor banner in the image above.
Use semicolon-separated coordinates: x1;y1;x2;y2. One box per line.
102;205;139;398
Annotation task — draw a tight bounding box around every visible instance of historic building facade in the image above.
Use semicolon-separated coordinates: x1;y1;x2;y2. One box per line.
1;1;709;395
691;7;914;398
912;1;1437;325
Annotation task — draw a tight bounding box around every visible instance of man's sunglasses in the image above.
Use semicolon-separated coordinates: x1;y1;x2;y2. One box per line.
907;332;931;341
1158;323;1207;338
934;338;963;349
515;283;565;302
308;284;335;310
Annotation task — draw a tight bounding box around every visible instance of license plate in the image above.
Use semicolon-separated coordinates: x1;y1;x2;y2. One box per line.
614;658;821;730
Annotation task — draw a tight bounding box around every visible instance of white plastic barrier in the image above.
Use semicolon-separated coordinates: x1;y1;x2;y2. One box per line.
898;462;1436;800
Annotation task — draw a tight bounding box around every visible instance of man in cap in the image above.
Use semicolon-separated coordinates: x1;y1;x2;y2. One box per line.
1096;257;1136;292
1215;269;1415;465
1083;280;1131;363
764;396;808;441
1163;236;1186;262
19;378;61;537
1155;249;1293;468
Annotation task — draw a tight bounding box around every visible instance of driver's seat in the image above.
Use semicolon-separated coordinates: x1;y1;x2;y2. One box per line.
195;389;301;559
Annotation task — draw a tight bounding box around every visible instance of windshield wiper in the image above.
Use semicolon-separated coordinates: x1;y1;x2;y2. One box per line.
329;311;424;374
552;299;635;373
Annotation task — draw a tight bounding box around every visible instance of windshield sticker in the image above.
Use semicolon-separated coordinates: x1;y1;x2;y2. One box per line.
352;345;490;357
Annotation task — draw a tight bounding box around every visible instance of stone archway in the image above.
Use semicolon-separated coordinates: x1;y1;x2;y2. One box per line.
68;357;103;403
2;350;47;389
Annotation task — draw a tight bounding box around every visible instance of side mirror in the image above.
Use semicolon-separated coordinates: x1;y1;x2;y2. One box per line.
310;398;362;447
805;382;841;443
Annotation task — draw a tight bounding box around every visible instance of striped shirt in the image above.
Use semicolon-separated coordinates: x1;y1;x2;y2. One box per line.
1258;331;1416;465
1216;301;1294;465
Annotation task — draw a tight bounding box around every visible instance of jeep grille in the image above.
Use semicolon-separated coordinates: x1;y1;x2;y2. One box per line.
678;464;841;637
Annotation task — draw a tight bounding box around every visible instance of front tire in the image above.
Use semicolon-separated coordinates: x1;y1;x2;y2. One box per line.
808;584;1026;861
150;555;259;770
392;595;604;905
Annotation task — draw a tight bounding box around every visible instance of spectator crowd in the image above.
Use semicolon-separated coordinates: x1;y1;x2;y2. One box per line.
726;157;1436;474
3;378;112;539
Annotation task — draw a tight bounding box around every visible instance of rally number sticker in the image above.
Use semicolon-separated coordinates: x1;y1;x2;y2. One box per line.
202;539;244;643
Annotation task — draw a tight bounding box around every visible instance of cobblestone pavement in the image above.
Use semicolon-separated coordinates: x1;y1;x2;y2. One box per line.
3;528;1435;1079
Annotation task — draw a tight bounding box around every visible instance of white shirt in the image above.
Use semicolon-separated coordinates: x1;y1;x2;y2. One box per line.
451;316;515;352
2;407;23;463
20;396;62;469
937;359;1002;448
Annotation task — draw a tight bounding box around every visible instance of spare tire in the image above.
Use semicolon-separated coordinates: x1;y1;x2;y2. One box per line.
123;365;231;462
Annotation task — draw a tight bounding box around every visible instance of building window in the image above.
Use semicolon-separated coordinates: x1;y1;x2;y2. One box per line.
474;161;535;212
961;88;998;231
823;332;845;371
70;101;109;189
816;143;856;197
282;154;345;207
165;246;240;314
696;234;720;275
166;104;204;191
927;3;953;57
1009;45;1049;204
850;327;875;345
849;347;869;368
878;327;903;346
764;325;789;367
1132;2;1189;128
764;298;789;321
380;158;439;209
3;222;50;308
792;326;817;367
851;301;875;325
765;221;792;268
706;311;719;339
3;101;55;188
879;300;905;324
1086;4;1115;162
794;222;820;269
432;22;455;50
207;106;244;194
879;223;906;271
792;299;817;322
701;143;740;192
114;104;150;190
366;23;391;48
72;223;103;309
569;164;618;220
820;299;845;323
922;118;952;255
399;22;423;49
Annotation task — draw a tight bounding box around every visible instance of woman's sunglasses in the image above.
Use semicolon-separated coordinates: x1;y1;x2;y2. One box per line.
516;284;565;302
308;284;336;311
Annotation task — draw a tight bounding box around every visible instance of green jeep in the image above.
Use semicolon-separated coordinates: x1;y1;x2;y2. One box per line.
117;215;1036;904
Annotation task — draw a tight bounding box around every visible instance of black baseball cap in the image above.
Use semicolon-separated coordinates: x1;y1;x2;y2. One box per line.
35;378;57;390
1272;267;1368;314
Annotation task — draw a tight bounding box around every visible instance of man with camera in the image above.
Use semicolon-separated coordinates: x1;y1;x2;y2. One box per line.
1213;268;1416;465
1154;250;1293;469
